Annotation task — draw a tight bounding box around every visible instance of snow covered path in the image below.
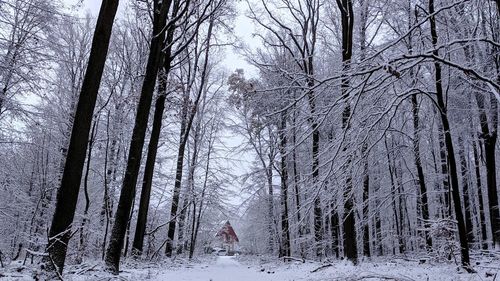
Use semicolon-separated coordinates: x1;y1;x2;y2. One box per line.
144;255;500;281
1;255;499;280
151;256;298;281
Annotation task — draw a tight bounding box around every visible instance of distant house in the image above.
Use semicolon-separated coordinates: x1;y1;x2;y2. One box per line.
215;221;239;253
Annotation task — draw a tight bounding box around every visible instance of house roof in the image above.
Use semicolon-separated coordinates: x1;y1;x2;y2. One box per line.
215;221;239;242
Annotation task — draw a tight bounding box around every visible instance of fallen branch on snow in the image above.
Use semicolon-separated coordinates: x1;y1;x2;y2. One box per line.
334;272;417;281
310;263;333;273
283;256;305;263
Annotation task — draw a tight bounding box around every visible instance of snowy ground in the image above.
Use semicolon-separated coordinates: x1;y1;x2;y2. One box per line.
1;255;499;280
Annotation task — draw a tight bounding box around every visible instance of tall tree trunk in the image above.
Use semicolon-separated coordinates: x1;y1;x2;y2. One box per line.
407;4;431;248
131;74;167;257
337;0;358;265
478;3;500;250
437;120;451;218
189;122;215;259
452;14;498;249
359;0;370;258
330;207;340;258
395;159;409;253
267;151;276;254
123;200;136;258
412;94;432;249
298;9;321;259
428;0;471;270
45;0;119;274
385;137;403;255
105;0;172;273
312;130;322;258
472;135;488;249
362;143;370;258
451;10;498;248
292;106;304;257
279;110;291;258
458;136;474;245
165;94;189;257
177;128;200;255
475;91;499;249
131;0;180;255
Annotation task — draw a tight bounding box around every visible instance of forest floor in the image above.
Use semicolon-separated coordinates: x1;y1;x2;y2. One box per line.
1;254;499;280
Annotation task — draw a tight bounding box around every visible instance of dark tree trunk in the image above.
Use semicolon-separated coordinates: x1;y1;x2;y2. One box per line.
428;0;471;270
453;2;497;250
45;0;119;274
484;131;499;249
299;11;321;258
267;154;276;254
474;91;499;248
279;111;291;258
292;106;304;257
478;1;500;250
337;0;358;265
458;137;475;245
436;120;451;218
131;0;180;255
104;0;172;274
309;95;322;259
362;143;370;257
411;94;432;249
472;136;488;249
176;189;190;255
374;200;383;255
385;138;403;255
359;0;370;258
131;78;167;256
330;207;340;258
123;200;136;258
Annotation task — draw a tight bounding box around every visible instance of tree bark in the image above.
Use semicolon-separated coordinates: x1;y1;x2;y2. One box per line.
266;150;276;254
458;136;475;245
385;137;404;255
278;110;291;258
45;0;119;274
474;91;499;249
428;0;471;270
471;136;488;249
131;0;182;256
411;94;432;249
105;0;172;273
337;0;358;265
437;120;451;218
292;105;304;257
362;143;370;257
131;76;167;257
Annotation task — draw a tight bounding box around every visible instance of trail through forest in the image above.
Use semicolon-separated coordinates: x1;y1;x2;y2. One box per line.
3;255;498;280
152;256;284;281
